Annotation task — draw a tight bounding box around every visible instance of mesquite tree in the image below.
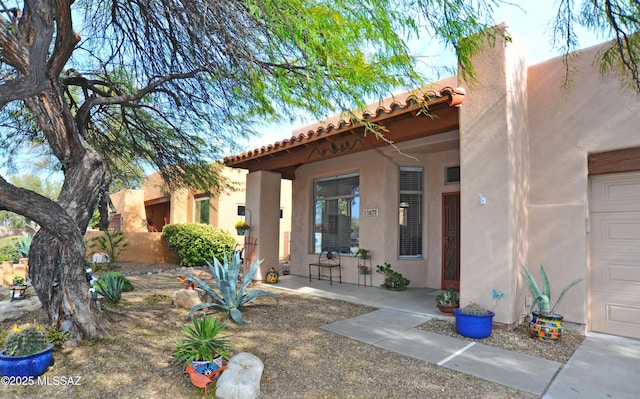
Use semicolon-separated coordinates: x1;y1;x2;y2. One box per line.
0;1;638;344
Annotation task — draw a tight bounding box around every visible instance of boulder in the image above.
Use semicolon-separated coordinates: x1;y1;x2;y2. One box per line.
172;289;202;309
215;352;264;399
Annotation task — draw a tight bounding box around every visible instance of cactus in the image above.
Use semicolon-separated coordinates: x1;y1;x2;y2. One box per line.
4;322;51;356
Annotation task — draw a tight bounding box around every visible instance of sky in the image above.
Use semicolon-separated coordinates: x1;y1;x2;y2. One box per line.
241;0;610;152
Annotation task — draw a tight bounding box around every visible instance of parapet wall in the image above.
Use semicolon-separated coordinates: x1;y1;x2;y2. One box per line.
1;258;28;287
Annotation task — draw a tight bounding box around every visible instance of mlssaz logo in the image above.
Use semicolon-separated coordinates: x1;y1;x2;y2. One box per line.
308;138;365;159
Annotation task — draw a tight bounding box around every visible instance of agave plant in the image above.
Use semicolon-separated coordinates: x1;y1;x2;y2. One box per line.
94;272;125;304
521;265;583;316
188;253;278;324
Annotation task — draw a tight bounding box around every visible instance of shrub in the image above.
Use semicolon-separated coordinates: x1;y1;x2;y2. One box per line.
0;236;21;262
162;223;235;267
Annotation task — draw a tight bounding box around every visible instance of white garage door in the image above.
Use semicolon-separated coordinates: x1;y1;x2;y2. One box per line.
590;171;640;339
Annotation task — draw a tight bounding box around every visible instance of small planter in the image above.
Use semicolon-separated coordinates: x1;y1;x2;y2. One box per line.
454;308;495;339
0;344;53;378
236;228;247;236
529;311;564;342
9;284;28;302
437;303;459;315
192;355;224;380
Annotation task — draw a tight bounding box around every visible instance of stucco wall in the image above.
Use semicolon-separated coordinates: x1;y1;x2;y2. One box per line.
458;25;529;326
291;135;460;288
85;231;179;264
526;42;640;324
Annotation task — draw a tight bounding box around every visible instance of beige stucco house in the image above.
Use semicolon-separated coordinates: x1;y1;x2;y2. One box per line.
224;26;640;339
107;166;293;261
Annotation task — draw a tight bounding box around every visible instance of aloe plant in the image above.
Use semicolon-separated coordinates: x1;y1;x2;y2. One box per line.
188;253;278;324
521;265;583;316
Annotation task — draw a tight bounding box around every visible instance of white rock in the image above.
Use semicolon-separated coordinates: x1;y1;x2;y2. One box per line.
215;352;264;399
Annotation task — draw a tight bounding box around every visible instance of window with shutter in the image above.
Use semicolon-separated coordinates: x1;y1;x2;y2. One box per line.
399;167;423;257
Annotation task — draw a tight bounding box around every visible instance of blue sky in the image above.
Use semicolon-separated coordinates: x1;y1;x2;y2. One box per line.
242;1;610;151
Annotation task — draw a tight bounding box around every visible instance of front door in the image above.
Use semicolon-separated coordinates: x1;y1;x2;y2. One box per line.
442;192;460;290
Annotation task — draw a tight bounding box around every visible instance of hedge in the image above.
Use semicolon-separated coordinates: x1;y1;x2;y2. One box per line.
162;223;235;267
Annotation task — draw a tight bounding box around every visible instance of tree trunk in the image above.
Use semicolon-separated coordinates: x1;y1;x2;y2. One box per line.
22;85;107;343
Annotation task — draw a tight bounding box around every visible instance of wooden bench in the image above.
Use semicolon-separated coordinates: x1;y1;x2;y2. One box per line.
309;249;341;285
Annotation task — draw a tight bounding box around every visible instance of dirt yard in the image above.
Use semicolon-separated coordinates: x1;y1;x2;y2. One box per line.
0;263;583;398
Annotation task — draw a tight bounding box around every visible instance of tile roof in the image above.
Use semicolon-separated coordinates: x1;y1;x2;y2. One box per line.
224;81;465;166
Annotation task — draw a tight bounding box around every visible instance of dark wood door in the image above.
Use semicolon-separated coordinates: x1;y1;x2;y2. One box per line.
442;192;460;290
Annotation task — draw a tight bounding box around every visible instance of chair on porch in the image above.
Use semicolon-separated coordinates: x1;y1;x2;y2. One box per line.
308;249;341;285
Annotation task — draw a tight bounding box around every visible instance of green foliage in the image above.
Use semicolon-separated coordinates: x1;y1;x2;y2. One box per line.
14;234;32;258
11;273;26;285
437;285;459;305
376;262;410;290
172;315;230;368
3;322;51;356
88;230;130;264
521;265;583;316
0;236;21;262
162;223;236;267
96;272;134;292
189;253;279;324
44;324;70;349
94;272;125;303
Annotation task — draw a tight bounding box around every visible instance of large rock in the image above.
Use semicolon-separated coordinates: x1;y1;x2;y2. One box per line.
0;296;42;322
172;289;202;310
215;352;264;399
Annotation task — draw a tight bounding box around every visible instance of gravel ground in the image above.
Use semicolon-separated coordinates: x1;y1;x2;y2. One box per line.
0;263;584;398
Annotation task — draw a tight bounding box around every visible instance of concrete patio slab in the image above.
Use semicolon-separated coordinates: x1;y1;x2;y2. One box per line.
543;332;640;399
441;342;561;396
320;309;430;345
374;328;471;364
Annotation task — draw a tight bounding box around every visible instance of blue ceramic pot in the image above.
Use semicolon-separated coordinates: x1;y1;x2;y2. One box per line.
0;344;53;377
454;308;495;339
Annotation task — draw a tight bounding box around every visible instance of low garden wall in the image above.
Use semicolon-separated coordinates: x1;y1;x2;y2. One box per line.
85;231;179;264
1;258;28;287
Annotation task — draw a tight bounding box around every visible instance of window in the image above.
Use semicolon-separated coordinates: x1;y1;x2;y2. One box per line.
399;168;423;257
313;173;359;254
194;197;210;224
445;165;460;184
237;205;246;216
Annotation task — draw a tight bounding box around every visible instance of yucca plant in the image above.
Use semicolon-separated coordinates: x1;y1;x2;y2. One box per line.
521;265;583;316
188;252;278;324
172;315;230;368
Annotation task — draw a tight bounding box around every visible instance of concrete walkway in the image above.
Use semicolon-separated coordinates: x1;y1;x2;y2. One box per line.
271;275;640;398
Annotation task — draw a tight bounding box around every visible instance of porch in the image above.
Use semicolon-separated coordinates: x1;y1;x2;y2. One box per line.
271;274;446;318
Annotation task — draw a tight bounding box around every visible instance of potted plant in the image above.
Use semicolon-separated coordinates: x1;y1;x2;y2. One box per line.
454;289;504;339
521;264;583;342
436;285;459;314
355;248;370;272
375;262;410;291
454;303;495;339
0;322;54;377
173;315;230;376
235;220;249;236
9;273;28;302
